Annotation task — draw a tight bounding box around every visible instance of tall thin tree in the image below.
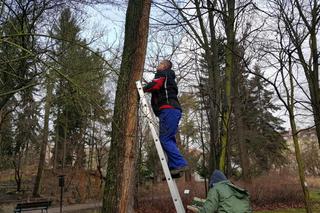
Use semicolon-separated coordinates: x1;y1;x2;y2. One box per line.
33;73;53;197
102;0;151;212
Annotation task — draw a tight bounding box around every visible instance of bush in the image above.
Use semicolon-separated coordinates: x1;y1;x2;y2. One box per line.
307;176;320;189
137;173;305;211
236;173;304;210
137;179;207;212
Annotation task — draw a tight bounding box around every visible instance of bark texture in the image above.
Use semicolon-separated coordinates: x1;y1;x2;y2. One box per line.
102;1;151;212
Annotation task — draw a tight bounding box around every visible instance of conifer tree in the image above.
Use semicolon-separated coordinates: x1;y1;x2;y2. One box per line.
50;8;107;169
0;9;39;192
242;65;286;174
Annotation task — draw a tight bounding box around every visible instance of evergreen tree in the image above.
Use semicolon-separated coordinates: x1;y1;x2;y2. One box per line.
13;87;39;192
197;44;224;175
242;65;287;174
0;105;15;170
0;0;46;112
0;9;39;191
51;8;107;169
231;46;250;179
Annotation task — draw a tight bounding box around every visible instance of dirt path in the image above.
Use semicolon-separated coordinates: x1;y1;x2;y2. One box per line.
48;202;102;213
0;202;102;213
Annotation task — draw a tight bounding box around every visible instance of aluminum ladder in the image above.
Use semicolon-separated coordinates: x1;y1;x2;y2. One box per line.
136;81;185;213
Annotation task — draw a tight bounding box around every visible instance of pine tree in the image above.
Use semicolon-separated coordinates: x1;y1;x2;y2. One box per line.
0;105;15;170
50;8;108;169
0;1;41;112
13;87;39;192
243;65;286;174
0;11;39;192
231;46;250;180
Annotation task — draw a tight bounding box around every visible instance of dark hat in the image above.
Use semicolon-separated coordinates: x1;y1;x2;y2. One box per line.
209;170;227;188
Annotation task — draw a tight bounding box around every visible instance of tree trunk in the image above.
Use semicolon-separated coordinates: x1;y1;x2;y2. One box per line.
13;157;22;192
0;108;4;129
233;85;250;180
233;47;250;181
89;116;95;170
53;127;59;172
207;32;220;174
220;0;235;171
171;0;222;175
62;114;67;169
306;53;320;149
75;125;86;168
309;27;320;148
197;0;220;174
33;77;53;197
290;116;312;213
102;1;151;212
286;54;312;213
184;136;192;182
198;105;208;195
292;0;320;149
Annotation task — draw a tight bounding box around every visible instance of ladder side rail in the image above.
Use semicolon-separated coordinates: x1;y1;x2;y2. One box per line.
136;81;185;213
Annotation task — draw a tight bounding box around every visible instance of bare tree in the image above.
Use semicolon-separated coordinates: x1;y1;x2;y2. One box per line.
154;0;256;176
269;0;320;148
253;9;313;209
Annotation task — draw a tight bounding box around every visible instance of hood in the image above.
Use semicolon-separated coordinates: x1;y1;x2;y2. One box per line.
156;69;176;79
227;183;250;199
209;170;227;188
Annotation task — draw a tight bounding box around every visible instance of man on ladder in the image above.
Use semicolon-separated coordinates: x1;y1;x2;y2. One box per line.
143;59;188;177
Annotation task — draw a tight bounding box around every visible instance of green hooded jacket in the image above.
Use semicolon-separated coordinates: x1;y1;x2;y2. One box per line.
199;180;252;213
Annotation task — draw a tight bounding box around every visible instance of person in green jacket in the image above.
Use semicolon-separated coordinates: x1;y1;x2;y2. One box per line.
189;170;252;213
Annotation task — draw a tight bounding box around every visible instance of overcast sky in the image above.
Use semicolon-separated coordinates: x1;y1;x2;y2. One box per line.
80;2;318;131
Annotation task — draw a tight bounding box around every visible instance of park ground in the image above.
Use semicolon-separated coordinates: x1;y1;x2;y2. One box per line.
0;167;319;212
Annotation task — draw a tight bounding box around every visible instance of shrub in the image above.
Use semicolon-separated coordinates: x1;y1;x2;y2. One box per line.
137;173;305;211
235;173;304;210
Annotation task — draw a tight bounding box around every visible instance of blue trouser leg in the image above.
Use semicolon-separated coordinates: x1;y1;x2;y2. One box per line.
159;109;188;170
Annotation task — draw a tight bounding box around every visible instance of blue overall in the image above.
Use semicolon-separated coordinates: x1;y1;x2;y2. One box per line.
159;109;188;170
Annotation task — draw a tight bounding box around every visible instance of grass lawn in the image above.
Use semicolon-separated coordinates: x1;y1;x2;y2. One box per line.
258;209;310;213
257;190;320;213
311;190;320;200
